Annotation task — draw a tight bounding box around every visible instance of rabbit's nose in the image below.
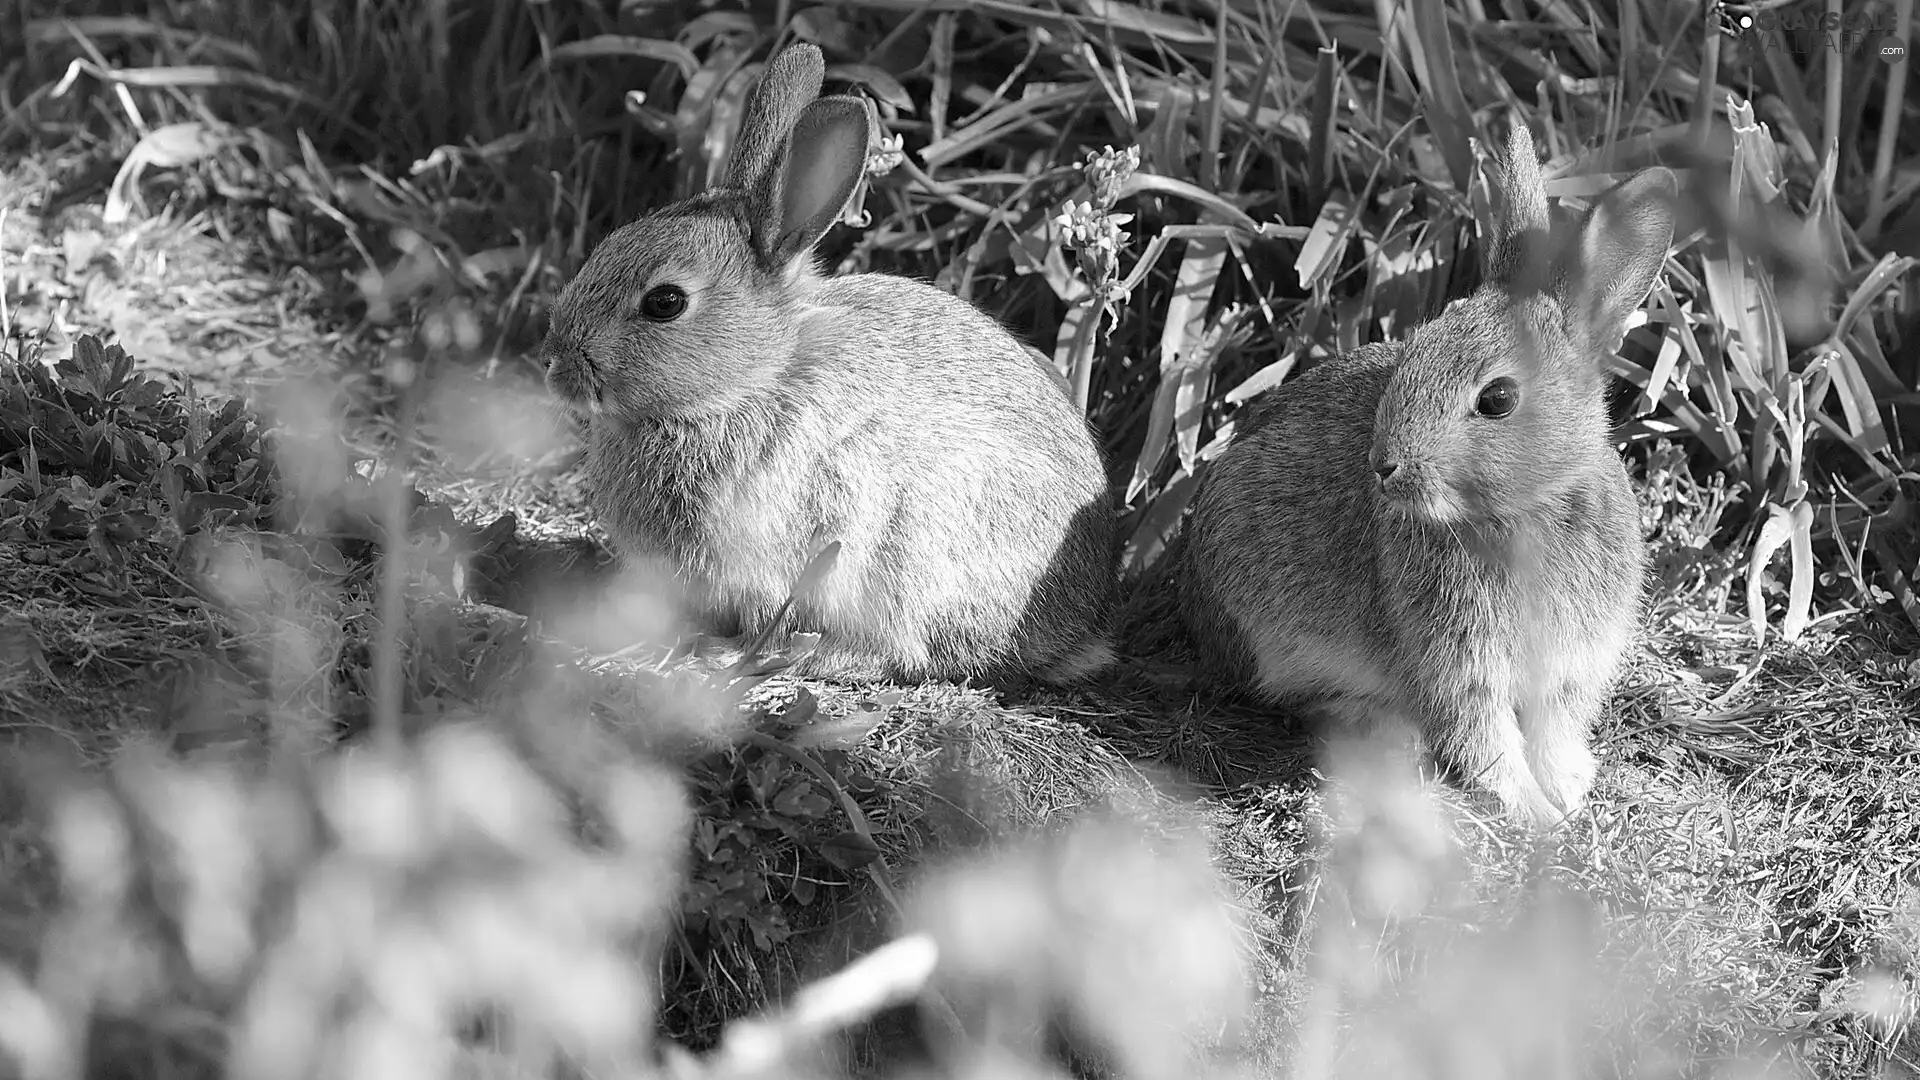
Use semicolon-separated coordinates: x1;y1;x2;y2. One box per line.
539;338;581;373
1373;458;1402;484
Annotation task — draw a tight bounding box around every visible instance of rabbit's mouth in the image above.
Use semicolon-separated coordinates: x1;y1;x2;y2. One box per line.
543;350;604;412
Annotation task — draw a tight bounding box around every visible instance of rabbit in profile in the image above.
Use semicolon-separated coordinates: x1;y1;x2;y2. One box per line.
1179;119;1675;830
539;42;1117;685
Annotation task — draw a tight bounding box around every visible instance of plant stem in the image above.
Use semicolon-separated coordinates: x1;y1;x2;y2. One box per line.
1823;0;1845;176
1691;8;1722;144
372;344;426;752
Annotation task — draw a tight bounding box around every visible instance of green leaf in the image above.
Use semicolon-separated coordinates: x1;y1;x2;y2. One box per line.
1698;256;1768;397
818;830;881;872
99;511;156;543
774;688;821;731
789;875;817;906
772;783;832;820
1638;321;1686;415
185;490;253;519
1008;212;1087;304
788;712;885;751
790;543;841;605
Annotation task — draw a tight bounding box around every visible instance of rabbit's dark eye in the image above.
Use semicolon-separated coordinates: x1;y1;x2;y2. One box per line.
639;285;688;322
1475;377;1519;419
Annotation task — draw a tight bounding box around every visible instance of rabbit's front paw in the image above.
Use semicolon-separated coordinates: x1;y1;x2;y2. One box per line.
1479;756;1567;834
1527;731;1598;816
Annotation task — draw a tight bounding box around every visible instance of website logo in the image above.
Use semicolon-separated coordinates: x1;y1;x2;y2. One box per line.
1712;2;1908;63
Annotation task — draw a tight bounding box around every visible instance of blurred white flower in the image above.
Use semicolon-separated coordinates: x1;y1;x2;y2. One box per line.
322;749;429;867
419;723;565;856
49;788;131;909
0;966;72;1080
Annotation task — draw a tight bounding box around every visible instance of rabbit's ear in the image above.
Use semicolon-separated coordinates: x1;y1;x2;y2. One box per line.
726;44;826;195
749;95;869;272
1484;116;1552;288
1557;168;1677;348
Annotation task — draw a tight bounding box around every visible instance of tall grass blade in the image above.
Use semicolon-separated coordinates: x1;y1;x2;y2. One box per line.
1867;529;1920;632
1202;0;1228;191
1821;0;1844;180
1127;234;1228;501
1833;254;1918;349
1825;341;1893;458
918;84;1099;169
1404;0;1475;192
544;35;701;76
52;59;324;109
1119;469;1199;578
1226;351;1297;406
1747;503;1795;646
1080;0;1214;45
1864;0;1916;236
1307;47;1339;207
1296;193;1355;290
1115;173;1262;232
1691;12;1722;144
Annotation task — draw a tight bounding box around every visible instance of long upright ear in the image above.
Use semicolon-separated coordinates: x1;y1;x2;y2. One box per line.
725;44;826;195
1483;116;1552;290
1555;167;1677;350
748;95;870;272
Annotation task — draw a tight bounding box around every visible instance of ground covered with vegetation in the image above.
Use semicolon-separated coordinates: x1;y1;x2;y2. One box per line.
1;1;1918;1078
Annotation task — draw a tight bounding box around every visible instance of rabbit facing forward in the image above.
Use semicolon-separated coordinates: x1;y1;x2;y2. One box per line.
1179;120;1675;830
539;43;1118;685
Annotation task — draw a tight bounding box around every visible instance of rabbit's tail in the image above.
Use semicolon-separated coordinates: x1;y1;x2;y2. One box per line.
1036;633;1118;685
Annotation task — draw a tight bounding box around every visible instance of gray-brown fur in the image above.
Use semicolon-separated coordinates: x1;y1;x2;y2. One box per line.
541;44;1117;685
1179;117;1676;831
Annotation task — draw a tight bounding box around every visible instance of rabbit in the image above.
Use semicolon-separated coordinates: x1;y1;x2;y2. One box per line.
538;42;1118;686
1178;118;1675;831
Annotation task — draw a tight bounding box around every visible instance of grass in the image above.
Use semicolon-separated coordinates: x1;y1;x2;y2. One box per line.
2;0;1920;1076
